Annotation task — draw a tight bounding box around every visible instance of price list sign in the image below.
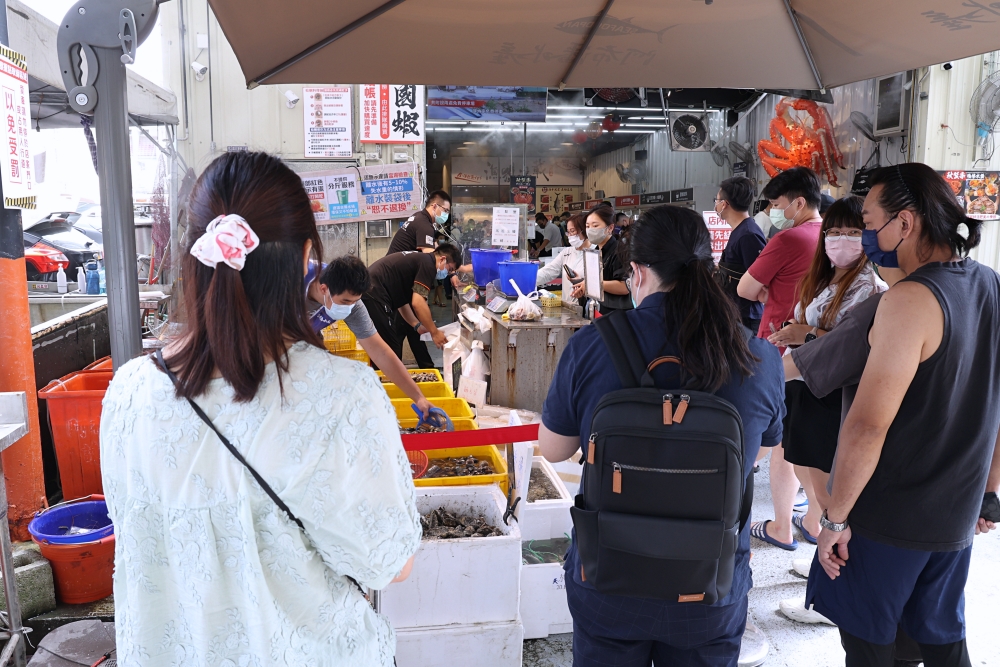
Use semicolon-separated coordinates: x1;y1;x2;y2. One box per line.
940;170;1000;220
303;87;353;158
0;46;33;209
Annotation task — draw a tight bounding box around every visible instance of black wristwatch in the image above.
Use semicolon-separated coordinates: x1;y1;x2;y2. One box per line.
804;327;818;343
982;491;1000;522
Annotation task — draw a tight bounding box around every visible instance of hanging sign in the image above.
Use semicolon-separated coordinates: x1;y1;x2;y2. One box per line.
303;87;353;158
301;162;420;225
510;175;536;214
702;211;731;264
359;85;425;144
0;46;33;209
640;191;669;205
939;170;1000;220
614;195;639;207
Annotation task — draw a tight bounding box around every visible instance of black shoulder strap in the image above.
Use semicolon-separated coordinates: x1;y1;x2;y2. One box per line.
740;473;754;532
594;310;656;388
154;350;371;602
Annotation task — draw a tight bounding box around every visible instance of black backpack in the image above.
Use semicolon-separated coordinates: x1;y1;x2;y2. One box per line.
570;311;753;604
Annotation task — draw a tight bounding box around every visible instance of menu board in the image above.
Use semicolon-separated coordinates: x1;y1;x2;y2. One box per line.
303;87;353;158
940;170;1000;220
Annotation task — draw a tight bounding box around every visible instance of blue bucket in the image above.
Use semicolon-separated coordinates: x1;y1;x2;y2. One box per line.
470;249;513;286
28;499;113;545
498;261;539;297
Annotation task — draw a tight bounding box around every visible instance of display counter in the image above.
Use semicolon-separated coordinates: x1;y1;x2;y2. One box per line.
482;308;590;412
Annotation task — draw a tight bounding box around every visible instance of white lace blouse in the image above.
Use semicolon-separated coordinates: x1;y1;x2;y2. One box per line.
100;341;421;666
794;263;888;330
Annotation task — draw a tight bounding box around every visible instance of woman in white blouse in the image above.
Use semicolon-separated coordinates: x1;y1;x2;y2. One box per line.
100;151;421;666
536;212;589;301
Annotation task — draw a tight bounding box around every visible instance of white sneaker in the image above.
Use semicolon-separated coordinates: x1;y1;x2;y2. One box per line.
739;618;769;667
791;559;812;578
779;598;836;625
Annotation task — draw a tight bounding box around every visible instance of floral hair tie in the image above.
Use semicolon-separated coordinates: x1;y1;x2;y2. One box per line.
189;214;260;271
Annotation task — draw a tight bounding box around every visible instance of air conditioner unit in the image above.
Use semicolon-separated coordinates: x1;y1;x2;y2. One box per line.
873;71;912;137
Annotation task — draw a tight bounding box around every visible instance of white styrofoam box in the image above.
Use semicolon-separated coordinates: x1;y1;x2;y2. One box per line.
395;619;523;667
381;485;521;629
520;561;573;640
549;451;582;497
519;457;574;541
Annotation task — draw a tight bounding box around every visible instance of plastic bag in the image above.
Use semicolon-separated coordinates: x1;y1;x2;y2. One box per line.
443;336;471;388
462;340;490;382
506;279;542;321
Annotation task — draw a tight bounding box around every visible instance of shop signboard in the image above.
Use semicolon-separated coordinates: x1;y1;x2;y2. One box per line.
568;202;585;211
702;211;731;264
359;85;425;144
303;87;353;158
427;86;547;122
301;162;420;225
939;170;1000;220
584;199;601;209
0;46;33;209
640;191;669;205
732;162;748;178
671;188;694;203
614;195;639;208
511;176;536;214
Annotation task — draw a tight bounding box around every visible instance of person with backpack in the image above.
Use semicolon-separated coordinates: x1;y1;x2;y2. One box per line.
539;205;785;666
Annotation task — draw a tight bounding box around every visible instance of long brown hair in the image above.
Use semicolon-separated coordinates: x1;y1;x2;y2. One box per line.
167;151;323;401
566;212;588;239
795;195;866;330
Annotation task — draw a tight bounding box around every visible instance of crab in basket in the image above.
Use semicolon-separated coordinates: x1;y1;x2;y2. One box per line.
757;97;845;186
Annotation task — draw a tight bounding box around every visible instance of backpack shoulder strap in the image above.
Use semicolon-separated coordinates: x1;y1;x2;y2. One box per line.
594;310;653;389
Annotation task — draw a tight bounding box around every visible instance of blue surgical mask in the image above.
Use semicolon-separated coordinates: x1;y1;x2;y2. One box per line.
435;212;449;225
436;268;449;280
324;300;355;321
861;215;902;268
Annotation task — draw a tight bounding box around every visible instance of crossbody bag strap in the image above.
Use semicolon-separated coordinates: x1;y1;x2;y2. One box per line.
153;349;370;603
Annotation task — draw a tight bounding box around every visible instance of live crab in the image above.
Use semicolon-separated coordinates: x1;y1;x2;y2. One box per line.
757;97;845;186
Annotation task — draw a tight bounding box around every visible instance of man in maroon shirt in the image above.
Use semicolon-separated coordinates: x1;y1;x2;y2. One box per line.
738;167;824;550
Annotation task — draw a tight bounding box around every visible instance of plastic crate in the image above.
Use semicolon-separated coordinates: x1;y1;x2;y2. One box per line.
83;356;113;371
330;343;369;364
37;371;113;498
391;397;474;421
322;320;357;352
376;368;444;384
398;417;479;433
413;444;508;496
381;381;455;400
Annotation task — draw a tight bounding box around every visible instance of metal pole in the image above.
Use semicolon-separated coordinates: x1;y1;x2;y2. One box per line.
93;47;142;367
0;457;25;667
522;123;526;175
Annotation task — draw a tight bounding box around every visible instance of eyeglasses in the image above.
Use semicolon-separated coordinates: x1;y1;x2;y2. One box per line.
824;229;864;238
713;198;726;204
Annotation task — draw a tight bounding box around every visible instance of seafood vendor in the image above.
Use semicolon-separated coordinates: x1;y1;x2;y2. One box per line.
306;254;435;416
362;244;463;365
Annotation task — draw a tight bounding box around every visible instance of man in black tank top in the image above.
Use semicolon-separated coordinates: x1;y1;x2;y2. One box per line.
806;164;1000;667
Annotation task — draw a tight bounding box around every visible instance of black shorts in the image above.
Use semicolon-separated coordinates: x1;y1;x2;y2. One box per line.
781;380;842;473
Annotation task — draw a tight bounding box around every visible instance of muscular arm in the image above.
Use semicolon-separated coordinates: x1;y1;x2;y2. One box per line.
827;283;944;523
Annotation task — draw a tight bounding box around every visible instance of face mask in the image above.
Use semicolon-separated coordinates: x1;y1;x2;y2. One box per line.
568;235;584;249
824;236;864;269
435;212;449;225
324;300;355;321
769;207;794;231
587;227;608;245
630;271;641;309
436;268;449;280
861;215;903;268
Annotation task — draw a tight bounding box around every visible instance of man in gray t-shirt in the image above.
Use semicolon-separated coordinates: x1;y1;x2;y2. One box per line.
305;256;435;417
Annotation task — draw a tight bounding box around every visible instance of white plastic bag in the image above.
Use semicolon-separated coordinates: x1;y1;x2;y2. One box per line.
506;279;542;321
462;340;490;382
443;336;471;388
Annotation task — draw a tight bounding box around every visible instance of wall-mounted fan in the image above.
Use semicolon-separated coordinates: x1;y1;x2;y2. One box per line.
669;112;710;152
970;71;1000;161
594;88;636;103
710;142;729;167
616;162;647;184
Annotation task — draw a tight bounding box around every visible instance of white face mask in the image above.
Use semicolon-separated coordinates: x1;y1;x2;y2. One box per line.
769;206;795;231
323;295;355;321
568;235;585;249
587;227;608;245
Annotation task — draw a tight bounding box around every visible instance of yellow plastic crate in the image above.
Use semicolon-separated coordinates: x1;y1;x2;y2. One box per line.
376;368;444;383
382;381;455;400
331;343;369;364
323;320;357;352
391;397;474;421
398;417;479;432
413;444;508;495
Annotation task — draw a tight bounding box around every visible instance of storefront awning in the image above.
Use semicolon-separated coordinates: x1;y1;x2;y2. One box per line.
8;0;178;128
207;0;1000;91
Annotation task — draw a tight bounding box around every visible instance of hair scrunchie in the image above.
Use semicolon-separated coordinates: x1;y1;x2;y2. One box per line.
189;214;260;271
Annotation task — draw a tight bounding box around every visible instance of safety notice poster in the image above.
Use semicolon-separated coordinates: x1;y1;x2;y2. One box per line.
0;46;33;209
303;87;353;158
359;85;425;144
301;162;420;225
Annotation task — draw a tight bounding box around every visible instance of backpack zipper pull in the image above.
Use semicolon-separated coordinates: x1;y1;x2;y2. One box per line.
587;433;596;464
674;394;691;423
612;462;622;494
663;393;673;425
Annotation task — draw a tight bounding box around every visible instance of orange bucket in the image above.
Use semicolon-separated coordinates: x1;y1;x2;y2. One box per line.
38;371;113;498
32;535;115;604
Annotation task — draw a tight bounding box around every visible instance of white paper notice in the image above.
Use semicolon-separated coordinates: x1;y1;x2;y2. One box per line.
457;375;488;407
0;47;33;209
491;207;520;246
303;87;353;158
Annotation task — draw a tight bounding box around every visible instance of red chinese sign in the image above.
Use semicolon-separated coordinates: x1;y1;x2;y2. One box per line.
0;46;32;209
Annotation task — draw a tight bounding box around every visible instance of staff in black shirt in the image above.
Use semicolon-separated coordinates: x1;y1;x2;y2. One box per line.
585;204;631;314
363;244;462;367
715;176;767;332
388;190;451;255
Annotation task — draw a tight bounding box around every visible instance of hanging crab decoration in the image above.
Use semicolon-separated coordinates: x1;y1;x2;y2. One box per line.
757;97;845;186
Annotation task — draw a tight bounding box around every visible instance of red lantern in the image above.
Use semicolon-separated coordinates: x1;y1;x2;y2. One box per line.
585;121;604;140
602;114;621;132
572;130;588;144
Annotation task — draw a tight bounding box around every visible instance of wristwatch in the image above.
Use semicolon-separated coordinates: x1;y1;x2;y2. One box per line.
820;510;849;532
804;327;818;343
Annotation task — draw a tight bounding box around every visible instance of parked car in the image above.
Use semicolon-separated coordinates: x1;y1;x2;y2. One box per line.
23;216;103;282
